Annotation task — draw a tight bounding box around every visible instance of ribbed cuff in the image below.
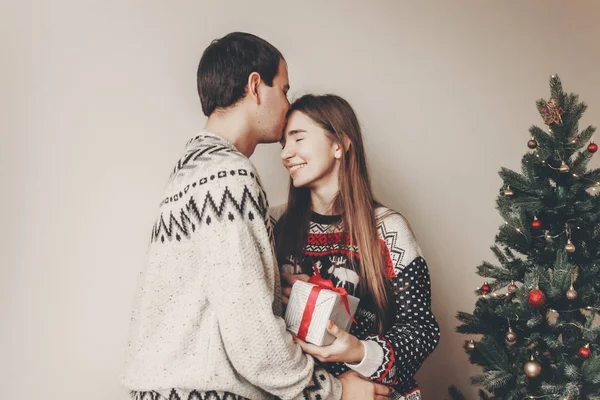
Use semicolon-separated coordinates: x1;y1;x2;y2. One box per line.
331;375;343;400
345;340;384;378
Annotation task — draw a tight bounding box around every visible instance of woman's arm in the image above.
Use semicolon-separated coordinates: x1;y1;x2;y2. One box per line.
296;212;440;386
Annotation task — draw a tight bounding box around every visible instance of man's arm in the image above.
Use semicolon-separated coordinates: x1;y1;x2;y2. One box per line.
198;175;341;400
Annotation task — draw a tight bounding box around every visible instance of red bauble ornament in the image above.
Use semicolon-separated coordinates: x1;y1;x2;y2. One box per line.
481;283;491;295
579;344;591;359
528;288;546;308
531;216;541;229
588;142;598;153
527;138;538;149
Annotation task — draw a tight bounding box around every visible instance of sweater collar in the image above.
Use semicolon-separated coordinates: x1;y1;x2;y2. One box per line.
310;211;342;224
188;130;236;149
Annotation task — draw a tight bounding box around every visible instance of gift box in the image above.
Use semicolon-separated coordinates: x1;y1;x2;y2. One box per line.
284;277;360;346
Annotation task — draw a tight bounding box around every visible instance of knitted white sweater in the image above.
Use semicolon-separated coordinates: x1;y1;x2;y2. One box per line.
122;132;342;400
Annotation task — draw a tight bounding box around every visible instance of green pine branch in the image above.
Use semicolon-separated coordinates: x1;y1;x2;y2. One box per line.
582;356;600;384
447;386;467;400
573;125;597;149
471;370;512;389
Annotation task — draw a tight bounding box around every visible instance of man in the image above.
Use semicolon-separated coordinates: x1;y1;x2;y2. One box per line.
122;32;392;400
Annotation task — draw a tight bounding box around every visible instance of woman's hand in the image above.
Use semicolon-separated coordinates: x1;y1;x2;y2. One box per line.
281;273;310;304
295;320;365;364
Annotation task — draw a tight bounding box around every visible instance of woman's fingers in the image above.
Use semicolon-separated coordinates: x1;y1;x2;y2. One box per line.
281;273;311;286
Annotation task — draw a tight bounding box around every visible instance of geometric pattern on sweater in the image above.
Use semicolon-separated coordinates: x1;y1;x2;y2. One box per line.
168;134;244;182
151;184;270;244
364;335;397;385
273;208;440;394
377;222;406;273
374;209;421;275
130;369;339;400
394;388;422;400
160;168;257;207
308;220;341;234
304;230;395;280
305;231;359;258
302;368;334;399
130;389;246;400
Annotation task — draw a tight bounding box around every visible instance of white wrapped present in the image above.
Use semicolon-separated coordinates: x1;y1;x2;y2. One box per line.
284;278;359;346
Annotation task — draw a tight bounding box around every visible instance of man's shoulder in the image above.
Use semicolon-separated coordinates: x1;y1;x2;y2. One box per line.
155;134;265;213
168;134;259;188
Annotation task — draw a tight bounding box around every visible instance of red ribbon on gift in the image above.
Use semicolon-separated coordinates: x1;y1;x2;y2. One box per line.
296;270;357;342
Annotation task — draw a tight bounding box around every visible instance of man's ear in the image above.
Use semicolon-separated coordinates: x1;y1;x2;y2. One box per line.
247;72;261;104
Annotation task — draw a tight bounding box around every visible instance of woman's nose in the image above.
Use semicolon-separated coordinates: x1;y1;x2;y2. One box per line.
280;143;294;161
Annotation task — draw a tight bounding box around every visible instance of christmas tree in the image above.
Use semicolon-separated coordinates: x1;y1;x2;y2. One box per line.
450;76;600;399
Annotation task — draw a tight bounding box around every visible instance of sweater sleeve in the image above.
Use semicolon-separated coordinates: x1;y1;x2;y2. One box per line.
269;203;287;225
345;213;440;385
198;170;341;400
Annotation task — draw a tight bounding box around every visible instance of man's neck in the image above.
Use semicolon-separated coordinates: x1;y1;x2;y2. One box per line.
204;111;258;158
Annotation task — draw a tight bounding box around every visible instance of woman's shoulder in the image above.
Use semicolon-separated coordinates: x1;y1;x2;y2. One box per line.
375;206;414;234
375;206;423;270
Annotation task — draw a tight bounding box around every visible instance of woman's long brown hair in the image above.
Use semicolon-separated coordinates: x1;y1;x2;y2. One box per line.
275;94;391;333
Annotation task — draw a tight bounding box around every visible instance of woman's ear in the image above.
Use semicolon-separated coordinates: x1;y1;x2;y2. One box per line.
342;136;352;152
334;143;343;159
247;72;261;104
334;137;352;159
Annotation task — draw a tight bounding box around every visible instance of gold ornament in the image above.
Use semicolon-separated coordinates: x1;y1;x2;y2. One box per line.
566;285;578;300
538;98;564;125
565;239;576;253
507;281;518;294
504;186;514;197
464;339;476;352
544;230;553;242
524;356;542;378
505;327;517;344
559;161;570;173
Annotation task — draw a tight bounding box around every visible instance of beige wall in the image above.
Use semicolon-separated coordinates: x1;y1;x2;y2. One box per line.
2;0;600;399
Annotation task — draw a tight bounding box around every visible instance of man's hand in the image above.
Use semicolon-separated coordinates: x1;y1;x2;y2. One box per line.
280;273;310;304
339;371;391;400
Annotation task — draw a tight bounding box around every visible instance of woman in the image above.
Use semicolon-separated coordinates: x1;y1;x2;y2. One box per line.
273;94;440;400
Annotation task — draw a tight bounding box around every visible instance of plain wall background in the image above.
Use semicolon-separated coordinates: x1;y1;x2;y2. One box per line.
2;0;599;398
